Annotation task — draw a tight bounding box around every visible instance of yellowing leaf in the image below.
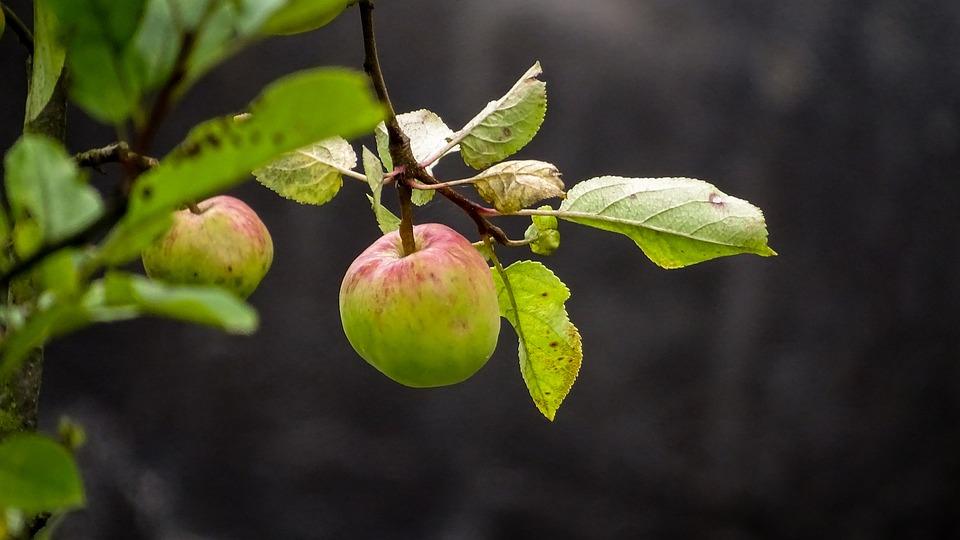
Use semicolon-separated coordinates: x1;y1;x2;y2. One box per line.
254;136;357;205
492;261;581;421
471;160;564;213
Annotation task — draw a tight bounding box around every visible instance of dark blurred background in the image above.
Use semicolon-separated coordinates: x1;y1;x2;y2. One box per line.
2;0;960;538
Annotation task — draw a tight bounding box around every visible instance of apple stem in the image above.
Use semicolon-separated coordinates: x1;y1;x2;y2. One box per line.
187;202;203;215
397;183;417;255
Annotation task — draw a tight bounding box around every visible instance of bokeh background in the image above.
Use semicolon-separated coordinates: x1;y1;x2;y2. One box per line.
2;0;959;538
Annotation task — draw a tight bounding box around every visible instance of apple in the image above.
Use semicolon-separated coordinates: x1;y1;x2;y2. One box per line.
339;223;501;388
141;195;273;299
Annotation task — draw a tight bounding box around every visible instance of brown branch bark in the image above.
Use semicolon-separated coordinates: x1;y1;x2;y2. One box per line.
359;0;524;249
75;141;159;172
360;0;417;255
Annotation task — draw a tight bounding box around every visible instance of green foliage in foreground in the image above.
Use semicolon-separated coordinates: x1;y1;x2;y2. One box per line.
0;434;83;513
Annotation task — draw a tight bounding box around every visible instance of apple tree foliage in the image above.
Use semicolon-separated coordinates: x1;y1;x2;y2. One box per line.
0;0;775;531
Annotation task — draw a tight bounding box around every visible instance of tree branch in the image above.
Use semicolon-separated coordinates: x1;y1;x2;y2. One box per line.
134;30;196;156
360;0;417;255
2;12;59;440
75;141;159;172
1;3;34;53
406;177;476;190
359;0;528;250
407;170;531;247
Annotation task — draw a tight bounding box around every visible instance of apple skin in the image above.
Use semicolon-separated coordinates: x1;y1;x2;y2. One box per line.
339;223;501;388
141;196;273;299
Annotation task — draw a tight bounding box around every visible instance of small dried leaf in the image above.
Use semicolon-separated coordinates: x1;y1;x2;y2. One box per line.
471;160;564;213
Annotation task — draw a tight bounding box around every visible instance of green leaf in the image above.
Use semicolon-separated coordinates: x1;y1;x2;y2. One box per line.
491;261;581;421
129;0;180;91
25;0;67;123
189;0;286;83
0;255;257;373
132;0;287;95
101;273;258;334
46;0;147;123
95;213;172;267
0;434;84;513
254;137;357;205
524;207;560;256
471;160;564;213
555;176;777;268
375;109;458;205
0;205;13;271
410;188;435;206
365;196;400;234
362;147;400;234
458;62;547;170
36;249;83;297
3;135;104;255
114;68;383;243
261;0;350;35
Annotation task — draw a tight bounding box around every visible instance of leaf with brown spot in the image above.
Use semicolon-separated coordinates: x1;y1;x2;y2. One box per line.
471;160;565;213
556;176;777;268
491;260;582;421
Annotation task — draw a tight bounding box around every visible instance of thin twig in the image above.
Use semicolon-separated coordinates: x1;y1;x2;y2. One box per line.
359;0;528;250
406;177;476;190
360;0;417;254
408;170;530;246
74;142;159;172
1;3;34;53
134;30;196;155
336;165;369;183
134;0;221;156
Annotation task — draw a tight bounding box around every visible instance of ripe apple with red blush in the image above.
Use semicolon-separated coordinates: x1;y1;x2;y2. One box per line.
141;195;274;298
339;223;501;387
